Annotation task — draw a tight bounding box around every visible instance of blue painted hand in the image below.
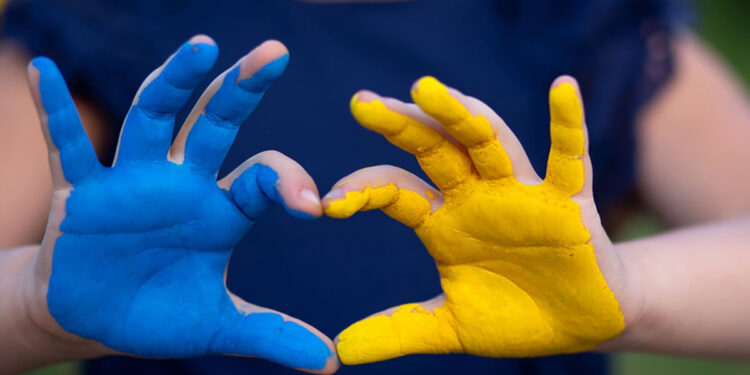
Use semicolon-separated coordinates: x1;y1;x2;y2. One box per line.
28;36;338;373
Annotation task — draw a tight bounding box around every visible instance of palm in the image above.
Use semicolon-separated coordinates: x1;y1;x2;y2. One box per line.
30;38;336;372
421;178;621;357
49;163;249;357
327;76;624;364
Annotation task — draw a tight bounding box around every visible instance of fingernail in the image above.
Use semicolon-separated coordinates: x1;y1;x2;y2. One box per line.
323;189;344;200
300;189;320;205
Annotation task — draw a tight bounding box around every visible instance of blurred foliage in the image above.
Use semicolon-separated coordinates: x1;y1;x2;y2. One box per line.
16;1;750;375
696;0;750;82
23;362;77;375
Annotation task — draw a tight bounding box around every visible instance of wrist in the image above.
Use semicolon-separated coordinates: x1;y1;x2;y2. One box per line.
596;240;648;352
1;246;107;373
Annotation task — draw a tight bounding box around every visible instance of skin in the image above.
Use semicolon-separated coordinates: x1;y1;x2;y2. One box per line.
0;29;748;372
322;46;750;362
0;37;339;374
324;77;632;364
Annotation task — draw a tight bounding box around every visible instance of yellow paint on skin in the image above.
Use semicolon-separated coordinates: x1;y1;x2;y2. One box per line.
326;184;431;228
336;303;462;361
426;189;435;200
350;95;474;191
331;79;624;365
412;76;513;180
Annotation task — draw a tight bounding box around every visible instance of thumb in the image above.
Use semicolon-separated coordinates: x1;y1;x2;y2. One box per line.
336;294;462;365
212;292;339;373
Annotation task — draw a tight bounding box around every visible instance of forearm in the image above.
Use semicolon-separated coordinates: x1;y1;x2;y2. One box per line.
0;245;58;373
605;215;750;358
0;245;98;374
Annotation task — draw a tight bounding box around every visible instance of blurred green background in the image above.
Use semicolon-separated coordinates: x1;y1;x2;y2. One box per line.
18;0;750;374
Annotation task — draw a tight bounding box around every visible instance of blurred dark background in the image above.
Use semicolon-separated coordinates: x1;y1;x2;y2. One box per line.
11;0;750;374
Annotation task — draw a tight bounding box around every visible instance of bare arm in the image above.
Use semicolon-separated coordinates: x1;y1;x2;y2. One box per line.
637;33;750;225
607;215;750;358
0;246;101;374
605;33;750;357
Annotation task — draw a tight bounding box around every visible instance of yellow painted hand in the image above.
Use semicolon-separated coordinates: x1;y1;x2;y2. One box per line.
324;77;627;365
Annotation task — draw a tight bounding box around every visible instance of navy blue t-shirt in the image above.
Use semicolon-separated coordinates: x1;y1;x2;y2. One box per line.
3;0;683;374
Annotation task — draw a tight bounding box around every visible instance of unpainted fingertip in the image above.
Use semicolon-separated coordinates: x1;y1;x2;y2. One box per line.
300;189;321;206
238;40;289;81
277;185;323;220
286;194;323;220
323;188;344;201
551;74;578;89
26;60;41;83
258;39;289;57
351;90;379;104
188;34;216;46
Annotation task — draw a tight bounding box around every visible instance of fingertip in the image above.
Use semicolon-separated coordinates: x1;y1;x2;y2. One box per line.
237;40;289;92
351;90;379;104
27;57;75;115
29;56;54;71
258;39;290;60
283;191;323;220
187;34;216;46
322;188;367;219
229;312;335;372
28;56;59;85
256;161;323;220
184;34;219;63
26;59;41;89
551;74;579;90
158;36;219;91
185;36;219;62
296;189;323;219
549;76;584;128
411;76;468;125
305;346;340;375
349;93;414;137
349;90;378;114
349;92;361;113
411;75;440;95
321;188;344;208
549;75;582;105
334;314;392;366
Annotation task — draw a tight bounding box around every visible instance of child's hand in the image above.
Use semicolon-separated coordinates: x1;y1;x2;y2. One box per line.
324;77;635;365
26;36;338;373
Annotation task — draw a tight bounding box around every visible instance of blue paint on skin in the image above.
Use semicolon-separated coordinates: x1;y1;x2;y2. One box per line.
231;164;318;221
32;57;101;182
185;55;290;174
117;41;219;164
35;47;330;370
